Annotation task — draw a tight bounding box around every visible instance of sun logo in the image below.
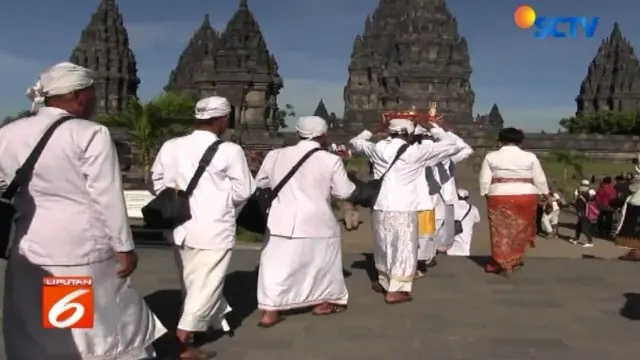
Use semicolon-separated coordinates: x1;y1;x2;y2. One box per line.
514;5;536;29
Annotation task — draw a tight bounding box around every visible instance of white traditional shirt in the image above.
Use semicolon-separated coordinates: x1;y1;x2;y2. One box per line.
415;130;473;211
255;140;355;238
415;139;436;211
350;127;466;212
447;198;481;256
150;130;255;249
479;145;549;196
0;107;134;265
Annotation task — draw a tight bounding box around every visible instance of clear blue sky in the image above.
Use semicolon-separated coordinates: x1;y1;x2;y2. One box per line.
0;0;637;131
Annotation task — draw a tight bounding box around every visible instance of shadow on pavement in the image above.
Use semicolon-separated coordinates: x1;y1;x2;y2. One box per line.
350;253;377;282
222;270;259;332
467;255;492;269
144;289;182;358
620;293;640;320
144;270;260;354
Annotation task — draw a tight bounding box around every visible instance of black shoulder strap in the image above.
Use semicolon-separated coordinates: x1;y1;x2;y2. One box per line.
461;204;472;221
272;148;321;197
1;115;75;200
380;143;410;180
185;140;224;196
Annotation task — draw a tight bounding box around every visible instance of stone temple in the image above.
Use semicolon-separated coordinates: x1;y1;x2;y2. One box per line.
165;0;283;136
343;0;475;131
65;0;640;164
576;23;640;116
70;0;139;115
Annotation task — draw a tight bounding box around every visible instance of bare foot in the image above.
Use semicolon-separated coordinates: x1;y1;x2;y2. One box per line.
257;310;283;328
385;291;413;304
180;347;217;359
312;302;347;315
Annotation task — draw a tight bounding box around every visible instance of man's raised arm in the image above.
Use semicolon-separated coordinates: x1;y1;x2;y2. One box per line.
445;131;473;163
409;125;465;167
349;130;377;158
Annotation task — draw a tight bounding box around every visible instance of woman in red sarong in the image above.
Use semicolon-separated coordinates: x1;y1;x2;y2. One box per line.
479;128;550;277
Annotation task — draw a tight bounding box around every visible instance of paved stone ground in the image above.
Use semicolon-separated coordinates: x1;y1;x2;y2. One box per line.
144;249;640;359
1;248;639;359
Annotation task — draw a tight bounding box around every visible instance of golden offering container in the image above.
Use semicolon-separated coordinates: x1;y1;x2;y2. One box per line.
382;109;431;121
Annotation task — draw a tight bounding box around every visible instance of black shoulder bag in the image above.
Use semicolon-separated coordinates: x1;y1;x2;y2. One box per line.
142;140;223;229
0;115;74;259
237;148;320;234
347;143;410;208
454;204;472;235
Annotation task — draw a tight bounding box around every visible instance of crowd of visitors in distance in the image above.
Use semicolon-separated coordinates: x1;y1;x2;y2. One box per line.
535;169;640;257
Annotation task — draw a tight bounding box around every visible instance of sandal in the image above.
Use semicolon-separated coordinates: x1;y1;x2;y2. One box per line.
312;304;347;316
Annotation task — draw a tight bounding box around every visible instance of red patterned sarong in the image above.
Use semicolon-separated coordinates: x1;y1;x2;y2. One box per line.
487;194;538;270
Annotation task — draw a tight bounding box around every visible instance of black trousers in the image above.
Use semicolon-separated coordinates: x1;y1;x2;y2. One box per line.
575;217;594;244
597;210;614;237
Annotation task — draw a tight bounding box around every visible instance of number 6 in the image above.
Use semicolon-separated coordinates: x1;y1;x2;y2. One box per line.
48;289;90;328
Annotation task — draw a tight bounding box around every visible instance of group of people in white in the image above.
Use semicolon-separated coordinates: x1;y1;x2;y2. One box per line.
0;62;481;359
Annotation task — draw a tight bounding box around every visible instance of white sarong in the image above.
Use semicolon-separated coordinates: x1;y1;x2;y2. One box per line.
258;235;348;311
418;234;437;262
174;246;232;332
434;205;455;248
372;210;418;293
3;251;166;360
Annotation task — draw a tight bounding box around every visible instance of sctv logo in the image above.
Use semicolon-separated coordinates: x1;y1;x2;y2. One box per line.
514;5;599;38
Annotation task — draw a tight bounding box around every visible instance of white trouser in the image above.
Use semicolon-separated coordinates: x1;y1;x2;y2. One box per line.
174;246;232;332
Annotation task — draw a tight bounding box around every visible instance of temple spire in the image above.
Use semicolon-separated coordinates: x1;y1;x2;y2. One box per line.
611;22;622;41
344;0;474;131
239;0;248;9
313;99;330;120
70;0;138;115
575;22;640;115
164;13;218;97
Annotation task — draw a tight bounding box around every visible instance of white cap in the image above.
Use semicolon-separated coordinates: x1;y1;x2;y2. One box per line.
194;96;231;120
26;62;94;111
581;179;590;186
296;116;328;138
457;188;469;198
389;119;414;134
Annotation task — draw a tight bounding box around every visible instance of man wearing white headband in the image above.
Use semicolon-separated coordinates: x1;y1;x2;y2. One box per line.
255;115;356;326
150;95;255;358
447;188;480;256
0;62;167;359
349;114;467;304
414;120;473;270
